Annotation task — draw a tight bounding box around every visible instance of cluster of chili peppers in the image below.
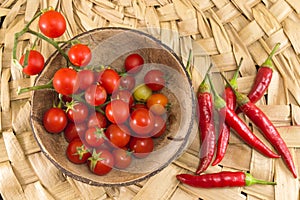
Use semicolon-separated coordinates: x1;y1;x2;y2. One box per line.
178;43;297;188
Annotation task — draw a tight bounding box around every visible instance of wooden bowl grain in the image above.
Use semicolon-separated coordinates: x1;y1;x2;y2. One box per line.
30;28;196;186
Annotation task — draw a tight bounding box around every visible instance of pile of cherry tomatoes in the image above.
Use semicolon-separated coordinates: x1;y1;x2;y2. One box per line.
19;9;171;176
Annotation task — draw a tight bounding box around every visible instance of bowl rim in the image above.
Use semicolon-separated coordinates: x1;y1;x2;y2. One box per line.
30;27;196;186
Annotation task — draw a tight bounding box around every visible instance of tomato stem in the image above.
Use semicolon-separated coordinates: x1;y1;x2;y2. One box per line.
17;79;53;95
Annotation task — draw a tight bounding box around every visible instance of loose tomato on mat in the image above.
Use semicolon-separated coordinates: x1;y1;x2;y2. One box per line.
64;122;86;142
144;69;165;91
38;10;66;38
77;69;95;90
97;68;120;94
53;68;79;96
105;124;131;148
129;137;154;159
19;50;44;75
147;93;168;115
129;108;155;136
112;148;132;169
68;44;92;67
88;149;114;175
87;112;108;129
124;53;144;73
66;138;91;164
66;101;89;123
43;107;68;134
85;84;107;106
84;127;106;147
105;99;130;124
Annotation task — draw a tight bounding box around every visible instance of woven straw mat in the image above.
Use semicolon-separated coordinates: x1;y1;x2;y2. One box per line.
1;0;300;199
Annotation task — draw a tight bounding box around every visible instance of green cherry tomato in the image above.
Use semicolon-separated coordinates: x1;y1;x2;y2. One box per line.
133;84;152;102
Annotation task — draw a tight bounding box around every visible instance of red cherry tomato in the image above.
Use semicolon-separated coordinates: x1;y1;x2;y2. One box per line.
38;10;66;38
105;99;130;124
144;69;165;91
19;50;44;75
43;107;67;134
84;127;106;147
53;68;79;96
66;102;89;123
97;69;120;94
111;90;134;107
66;138;91;164
68;44;92;67
77;69;95;90
124;54;144;73
147;93;168;115
87;112;108;129
85;84;107;106
105;124;131;148
129;137;154;159
87;149;114;175
119;75;136;90
112;148;132;169
64;122;86;142
129;108;155;136
130;103;147;112
151;115;167;138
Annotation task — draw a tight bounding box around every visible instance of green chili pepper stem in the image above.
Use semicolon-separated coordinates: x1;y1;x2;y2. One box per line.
186;49;192;79
207;74;226;110
245;173;276;186
229;57;243;90
197;64;213;94
17;80;53;95
220;73;249;106
261;43;280;69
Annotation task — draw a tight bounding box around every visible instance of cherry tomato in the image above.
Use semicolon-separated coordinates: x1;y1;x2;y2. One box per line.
66;138;91;164
64;122;86;142
147;93;168;115
19;50;44;75
112;90;134;107
129;137;154;159
97;69;120;94
105;124;131;148
133;84;152;102
38;10;66;38
43;107;67;134
112;148;132;169
62;95;73;103
130;103;147;112
87;149;114;175
124;53;144;73
66;102;89;123
144;69;165;91
53;68;79;96
105;99;130;124
87;112;108;129
85;84;107;106
129;108;155;136
77;69;95;90
119;75;136;90
84;127;106;147
68;44;92;67
151;115;167;138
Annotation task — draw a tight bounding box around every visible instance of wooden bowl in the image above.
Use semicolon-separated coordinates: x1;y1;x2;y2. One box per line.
30;28;196;186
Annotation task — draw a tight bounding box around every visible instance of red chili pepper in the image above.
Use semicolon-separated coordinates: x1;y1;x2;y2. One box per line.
212;58;243;166
176;171;276;188
196;74;215;174
222;74;297;178
236;44;280;114
208;74;279;159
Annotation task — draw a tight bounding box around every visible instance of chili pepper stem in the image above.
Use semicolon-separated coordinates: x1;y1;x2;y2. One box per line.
207;74;226;110
229;57;243;90
245;173;276;186
17;80;53;95
261;43;280;69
